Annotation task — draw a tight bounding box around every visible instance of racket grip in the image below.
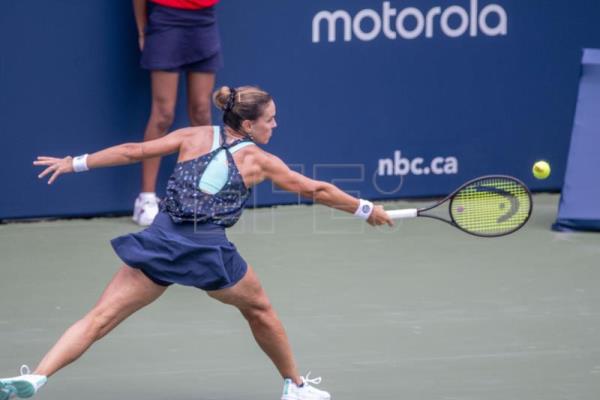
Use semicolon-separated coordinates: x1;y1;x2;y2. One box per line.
387;209;418;219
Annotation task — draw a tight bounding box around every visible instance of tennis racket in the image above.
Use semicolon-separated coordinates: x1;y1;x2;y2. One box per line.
386;175;532;237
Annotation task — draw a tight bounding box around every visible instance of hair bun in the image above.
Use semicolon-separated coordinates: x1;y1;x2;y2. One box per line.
212;86;232;111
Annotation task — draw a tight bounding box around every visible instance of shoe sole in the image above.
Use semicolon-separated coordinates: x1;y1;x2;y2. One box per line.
281;396;331;400
1;380;34;398
0;383;15;400
0;388;13;400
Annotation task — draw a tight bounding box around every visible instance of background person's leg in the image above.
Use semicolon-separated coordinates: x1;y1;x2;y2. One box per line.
135;71;180;226
186;71;215;126
141;71;179;193
34;266;167;377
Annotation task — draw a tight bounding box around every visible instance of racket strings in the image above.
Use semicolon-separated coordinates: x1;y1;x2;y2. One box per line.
450;177;531;236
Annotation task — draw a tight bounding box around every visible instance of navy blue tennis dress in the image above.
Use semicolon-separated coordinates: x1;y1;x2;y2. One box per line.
111;127;254;291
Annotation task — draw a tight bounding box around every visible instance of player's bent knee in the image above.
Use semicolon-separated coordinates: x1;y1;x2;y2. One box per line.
86;303;126;341
240;297;274;324
83;312;112;341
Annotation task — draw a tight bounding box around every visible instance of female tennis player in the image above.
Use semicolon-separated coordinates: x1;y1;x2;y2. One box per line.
0;86;392;400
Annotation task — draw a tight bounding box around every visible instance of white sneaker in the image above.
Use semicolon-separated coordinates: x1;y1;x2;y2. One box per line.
281;372;331;400
0;365;46;399
132;192;159;226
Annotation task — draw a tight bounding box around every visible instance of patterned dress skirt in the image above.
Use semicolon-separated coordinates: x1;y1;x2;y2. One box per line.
111;212;247;291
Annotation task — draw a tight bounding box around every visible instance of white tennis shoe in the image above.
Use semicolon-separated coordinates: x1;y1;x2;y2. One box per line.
0;366;47;399
281;372;331;400
133;192;159;226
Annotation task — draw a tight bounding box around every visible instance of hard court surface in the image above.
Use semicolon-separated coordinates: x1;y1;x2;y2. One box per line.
1;193;599;400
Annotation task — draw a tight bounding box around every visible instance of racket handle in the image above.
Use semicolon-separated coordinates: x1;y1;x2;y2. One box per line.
387;209;418;219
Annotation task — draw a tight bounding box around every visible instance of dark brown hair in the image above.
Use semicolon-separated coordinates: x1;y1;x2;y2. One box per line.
212;86;272;131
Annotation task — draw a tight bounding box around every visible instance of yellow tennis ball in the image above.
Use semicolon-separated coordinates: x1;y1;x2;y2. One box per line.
532;160;551;179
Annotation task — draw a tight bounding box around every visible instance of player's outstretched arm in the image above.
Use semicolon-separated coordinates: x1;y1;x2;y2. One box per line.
262;153;392;226
33;127;197;184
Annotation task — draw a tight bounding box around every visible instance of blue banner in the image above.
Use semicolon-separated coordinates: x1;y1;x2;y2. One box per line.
553;48;600;231
1;0;599;219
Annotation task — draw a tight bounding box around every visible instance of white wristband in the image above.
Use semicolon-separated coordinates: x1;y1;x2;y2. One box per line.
72;154;89;172
354;199;374;220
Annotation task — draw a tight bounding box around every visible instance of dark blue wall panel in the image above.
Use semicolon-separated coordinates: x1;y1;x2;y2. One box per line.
1;1;599;219
553;49;600;231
